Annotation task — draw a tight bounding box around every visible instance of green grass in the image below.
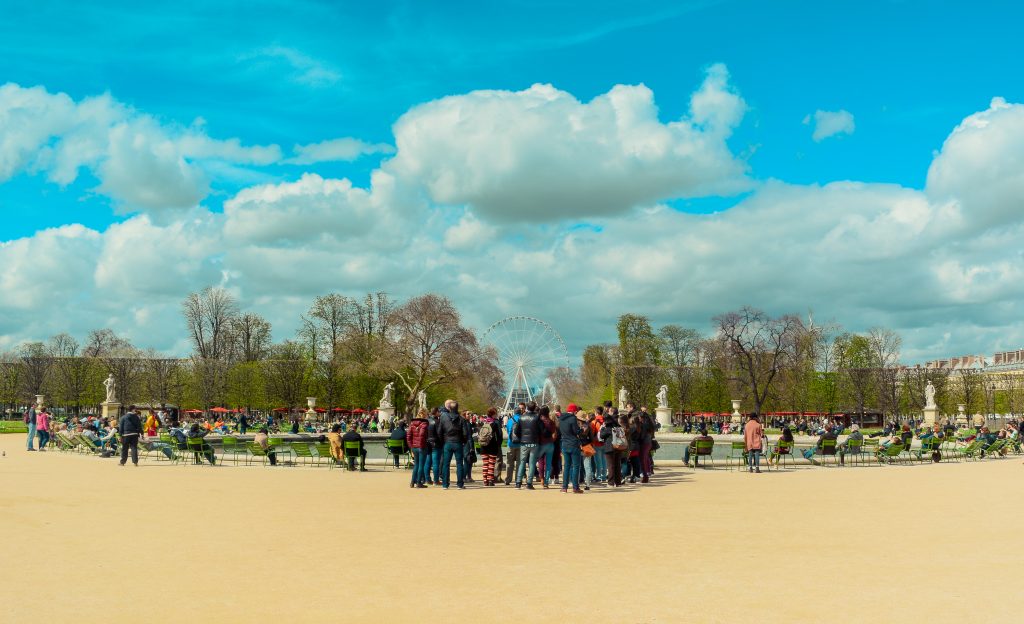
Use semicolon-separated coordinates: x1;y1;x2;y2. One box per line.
0;421;29;434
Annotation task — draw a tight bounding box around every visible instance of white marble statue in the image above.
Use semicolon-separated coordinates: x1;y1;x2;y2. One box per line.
656;385;668;409
618;386;628;410
924;381;936;409
417;390;427;412
103;374;116;404
380;382;394;409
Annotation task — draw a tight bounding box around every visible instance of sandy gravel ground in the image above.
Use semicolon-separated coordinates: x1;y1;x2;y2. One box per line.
1;434;1019;624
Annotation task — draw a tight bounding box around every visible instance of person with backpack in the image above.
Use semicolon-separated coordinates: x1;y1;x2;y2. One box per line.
438;400;466;489
558;404;584;494
24;403;37;451
514;401;544;489
406;409;431;488
503;407;522;486
599;414;626;487
478;408;503;486
638;406;656;483
536;406;557;488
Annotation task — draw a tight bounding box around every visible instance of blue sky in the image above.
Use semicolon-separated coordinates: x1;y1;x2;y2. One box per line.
2;0;1023;362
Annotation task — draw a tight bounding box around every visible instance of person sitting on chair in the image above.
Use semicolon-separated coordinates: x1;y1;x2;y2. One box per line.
342;422;367;471
683;427;713;467
325;424;344;464
254;427;277;466
802;425;838;462
838;424;864;465
768;426;795;465
977;426;998;457
388;420;408;467
186;423;216;465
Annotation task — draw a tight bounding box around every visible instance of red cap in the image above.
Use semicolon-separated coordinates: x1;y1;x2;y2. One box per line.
567;403;578;413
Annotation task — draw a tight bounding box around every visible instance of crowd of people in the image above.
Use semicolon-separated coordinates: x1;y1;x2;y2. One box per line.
398;399;661;492
17;397;1024;479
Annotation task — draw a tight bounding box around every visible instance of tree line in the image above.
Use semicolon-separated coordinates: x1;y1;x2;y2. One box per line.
2;296;1020;419
1;288;500;416
559;307;1022;418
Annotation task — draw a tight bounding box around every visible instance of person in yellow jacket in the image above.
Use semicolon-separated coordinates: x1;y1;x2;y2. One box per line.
144;411;160;436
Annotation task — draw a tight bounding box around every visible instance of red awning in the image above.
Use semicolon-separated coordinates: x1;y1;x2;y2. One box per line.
332;408;350;413
185;409;203;414
210;407;230;413
351;408;366;414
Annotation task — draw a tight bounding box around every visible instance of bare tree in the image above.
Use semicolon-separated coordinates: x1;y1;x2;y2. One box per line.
143;353;185;408
386;294;481;413
714;307;800;417
0;352;24;413
229;313;272;362
18;342;52;400
48;333;94;415
659;325;701;411
182;287;239;359
263;341;309;410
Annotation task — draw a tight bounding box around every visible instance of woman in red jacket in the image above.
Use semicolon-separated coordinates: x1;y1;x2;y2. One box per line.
406;409;431;489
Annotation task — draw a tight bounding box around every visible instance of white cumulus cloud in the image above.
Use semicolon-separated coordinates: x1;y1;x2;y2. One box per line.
385;63;751;222
287;137;395;165
0;82;281;213
804;109;856;142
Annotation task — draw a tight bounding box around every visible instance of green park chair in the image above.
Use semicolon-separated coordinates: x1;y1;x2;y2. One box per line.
292;443;316;465
219;436;245;465
692;439;714;468
875;442;904;464
726;441;747;471
384;439;411;470
916;437;943;462
314;442;337;469
958;439;984;461
771;440;794;469
268;437;293;464
813;438;838;467
186;437;212;465
245;442;274;466
841;437;865;466
982;438;1007;458
343;441;363;471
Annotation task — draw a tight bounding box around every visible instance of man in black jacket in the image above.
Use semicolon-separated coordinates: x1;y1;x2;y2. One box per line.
117;405;143;466
514;401;544;489
427;410;442;485
438;400;466;489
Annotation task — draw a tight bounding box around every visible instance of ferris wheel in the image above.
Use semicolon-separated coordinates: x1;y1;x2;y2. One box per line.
482;316;570;413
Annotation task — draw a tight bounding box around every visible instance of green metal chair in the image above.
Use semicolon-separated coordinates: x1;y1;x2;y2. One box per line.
841;437;865;466
292;443;316;465
245;442;274;466
875;442;904;464
726;441;747;471
186;437;213;465
314;442;337;469
268;437;293;464
959;439;984;461
384;439;410;470
916;437;943;462
981;438;1007;458
343;441;364;471
692;439;714;468
770;440;794;468
220;436;245;465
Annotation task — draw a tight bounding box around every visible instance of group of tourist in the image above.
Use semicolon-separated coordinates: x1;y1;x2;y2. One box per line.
397;399;660;492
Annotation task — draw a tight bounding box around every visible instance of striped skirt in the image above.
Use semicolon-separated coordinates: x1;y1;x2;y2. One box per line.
482;454;498;484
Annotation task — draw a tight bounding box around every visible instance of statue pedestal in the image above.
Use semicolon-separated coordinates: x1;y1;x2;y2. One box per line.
655;407;673;431
955;414;969;428
377;406;395;422
922;406;939;427
101;402;121;421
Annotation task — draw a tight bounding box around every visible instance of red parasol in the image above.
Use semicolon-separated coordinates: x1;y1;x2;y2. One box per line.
210;407;230;413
